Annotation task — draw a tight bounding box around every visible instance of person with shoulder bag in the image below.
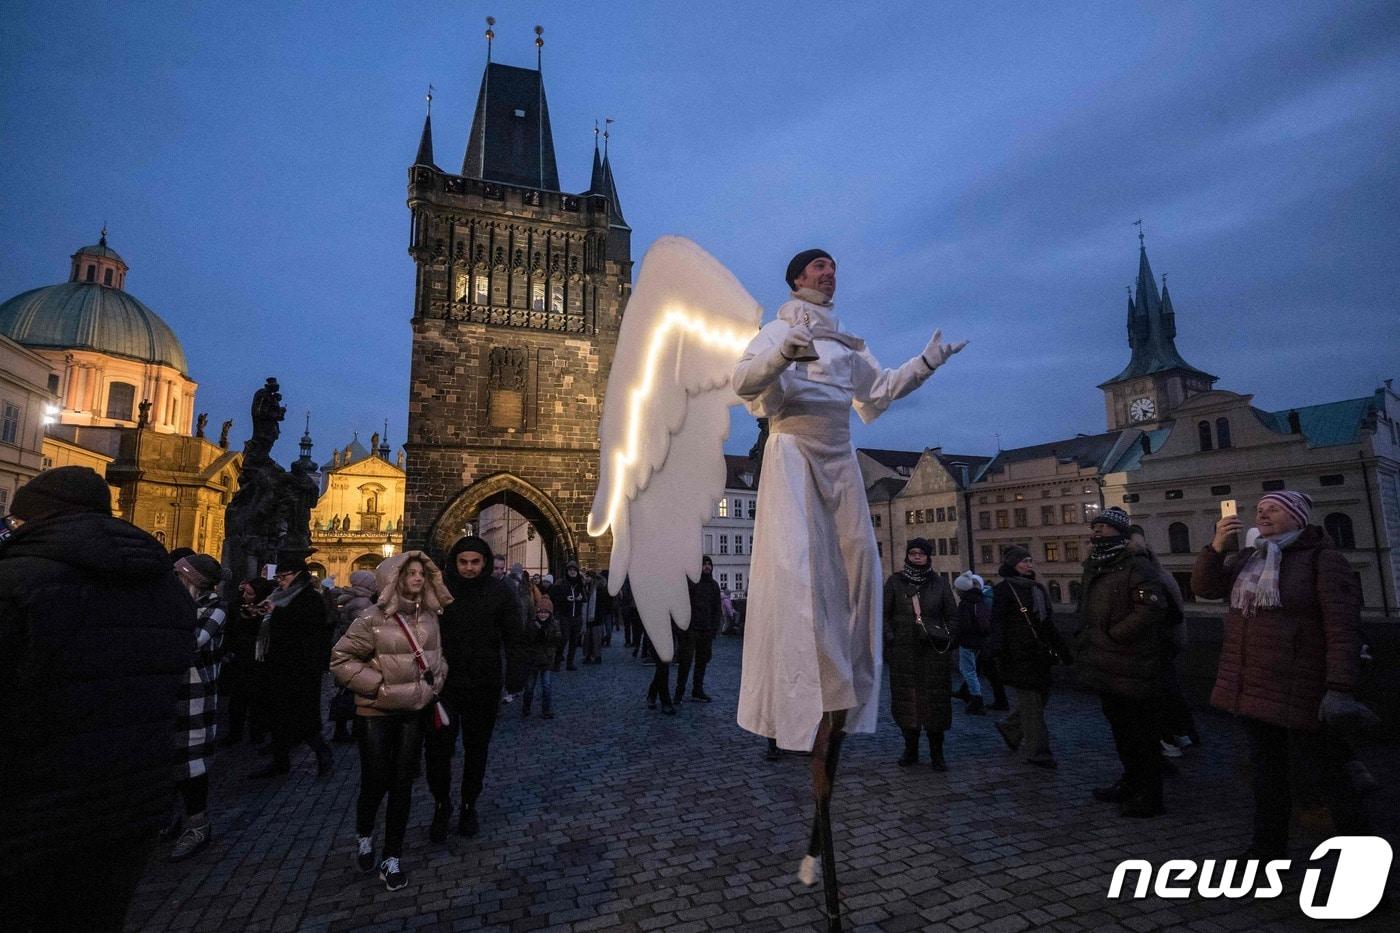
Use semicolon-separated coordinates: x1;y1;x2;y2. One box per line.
989;547;1070;769
330;551;450;892
883;539;960;770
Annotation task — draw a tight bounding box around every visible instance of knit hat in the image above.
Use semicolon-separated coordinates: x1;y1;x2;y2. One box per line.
1001;545;1031;568
954;571;984;592
1090;506;1132;536
10;466;112;522
275;552;310;574
1259;490;1312;529
535;594;554;615
905;537;933;557
175;554;222;590
542;573;554;586
785;248;833;290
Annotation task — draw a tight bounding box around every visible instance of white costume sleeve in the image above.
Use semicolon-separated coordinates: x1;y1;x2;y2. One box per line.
850;347;935;424
732;322;792;414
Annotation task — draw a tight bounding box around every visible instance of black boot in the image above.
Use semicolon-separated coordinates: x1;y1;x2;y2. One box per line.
928;730;947;772
897;728;919;766
457;805;479;838
430;800;451;843
953;683;971;702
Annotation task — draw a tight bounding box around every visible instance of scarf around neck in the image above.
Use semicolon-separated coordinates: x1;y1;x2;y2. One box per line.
779;293;866;351
1086;537;1128;569
1230;528;1304;615
900;559;931;586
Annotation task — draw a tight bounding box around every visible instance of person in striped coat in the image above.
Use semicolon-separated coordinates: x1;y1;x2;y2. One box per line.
165;554;228;862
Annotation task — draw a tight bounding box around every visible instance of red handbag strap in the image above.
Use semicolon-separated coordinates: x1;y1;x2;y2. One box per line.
394;613;429;672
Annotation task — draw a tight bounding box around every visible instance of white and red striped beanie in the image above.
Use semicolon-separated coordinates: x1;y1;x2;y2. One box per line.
1259;490;1312;529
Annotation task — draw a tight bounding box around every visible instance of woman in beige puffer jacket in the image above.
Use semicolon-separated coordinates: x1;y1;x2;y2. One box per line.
329;551;450;891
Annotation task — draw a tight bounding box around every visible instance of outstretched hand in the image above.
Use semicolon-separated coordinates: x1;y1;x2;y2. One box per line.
921;329;968;371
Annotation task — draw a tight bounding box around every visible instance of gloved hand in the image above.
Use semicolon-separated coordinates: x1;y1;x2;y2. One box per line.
921;329;968;371
780;323;815;361
1318;689;1379;730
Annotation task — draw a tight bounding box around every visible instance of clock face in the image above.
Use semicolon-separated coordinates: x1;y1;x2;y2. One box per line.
1129;397;1157;422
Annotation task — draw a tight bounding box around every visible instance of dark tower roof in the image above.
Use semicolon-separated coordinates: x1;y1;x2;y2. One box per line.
588;142;605;193
1101;241;1215;386
462;62;560;190
414;112;436;168
600;154;627;227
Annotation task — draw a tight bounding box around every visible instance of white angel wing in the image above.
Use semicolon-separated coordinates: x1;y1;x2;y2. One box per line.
588;236;761;661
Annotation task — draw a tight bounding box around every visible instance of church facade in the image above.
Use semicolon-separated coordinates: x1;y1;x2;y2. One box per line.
402;43;631;571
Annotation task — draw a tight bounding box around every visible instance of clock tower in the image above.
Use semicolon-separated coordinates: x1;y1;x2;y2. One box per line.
1099;235;1216;430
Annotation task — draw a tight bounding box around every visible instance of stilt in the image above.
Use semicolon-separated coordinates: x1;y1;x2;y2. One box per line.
797;712;847;932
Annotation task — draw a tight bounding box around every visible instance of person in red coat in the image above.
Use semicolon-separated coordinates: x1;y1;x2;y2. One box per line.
1192;490;1372;858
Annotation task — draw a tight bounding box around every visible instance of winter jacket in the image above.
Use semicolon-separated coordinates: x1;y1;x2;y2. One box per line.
688;572;724;639
955;590;992;649
989;573;1069;690
524;613;563;669
549;574;588;623
331;606;447;716
883;573;959;731
1192;526;1361;731
265;573;332;742
1073;548;1173;699
0;511;195;868
334;570;378;634
440;538;529;706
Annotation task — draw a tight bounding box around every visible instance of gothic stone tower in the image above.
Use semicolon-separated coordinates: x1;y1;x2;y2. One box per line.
403;47;632;569
1099;236;1216;431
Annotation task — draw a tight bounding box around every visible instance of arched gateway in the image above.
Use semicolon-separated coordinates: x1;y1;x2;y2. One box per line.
399;44;632;573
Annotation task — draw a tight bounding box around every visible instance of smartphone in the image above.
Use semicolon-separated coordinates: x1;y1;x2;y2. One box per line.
1221;500;1238;519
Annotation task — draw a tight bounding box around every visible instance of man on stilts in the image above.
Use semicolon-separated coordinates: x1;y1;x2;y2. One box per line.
733;249;966;929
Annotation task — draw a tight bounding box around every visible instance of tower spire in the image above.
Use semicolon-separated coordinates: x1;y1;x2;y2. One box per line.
536;25;545;189
414;84;436;167
478;16;495;177
589;120;605;193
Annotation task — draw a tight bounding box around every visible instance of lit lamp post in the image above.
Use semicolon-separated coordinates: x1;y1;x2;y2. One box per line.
381;534;395;560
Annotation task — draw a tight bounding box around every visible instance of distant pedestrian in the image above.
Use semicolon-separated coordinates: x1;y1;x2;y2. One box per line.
249;554;334;779
549;562;587;670
952;571;991;715
677;557;723;702
0;466;195;931
596;569;616;646
330;551;449;891
329;570;379;743
582;570;605;664
222;577;274;746
884;538;960;770
989;547;1070;769
163;554;228;862
522;595;562;718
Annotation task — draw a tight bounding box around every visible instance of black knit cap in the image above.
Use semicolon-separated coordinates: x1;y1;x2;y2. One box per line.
10;466;111;522
785;249;833;290
448;535;493;565
905;537;933;557
1001;545;1031;569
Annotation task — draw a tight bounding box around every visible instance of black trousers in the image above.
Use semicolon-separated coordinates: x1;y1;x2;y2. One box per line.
648;660;672;703
356;713;424;859
425;692;499;811
178;772;209;816
977;651;1008;705
1099;691;1162;804
1;835;154;932
676;633;714;694
1156;655;1199;741
554;617;582;666
1245;717;1369;857
220;656;256;740
672;629;696;698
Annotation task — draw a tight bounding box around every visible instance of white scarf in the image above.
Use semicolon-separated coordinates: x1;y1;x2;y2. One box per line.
1230;528;1304;616
780;291;866;351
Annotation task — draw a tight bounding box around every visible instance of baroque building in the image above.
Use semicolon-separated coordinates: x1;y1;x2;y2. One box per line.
0;335;57;515
403;38;631;571
0;232;238;553
309;430;406;584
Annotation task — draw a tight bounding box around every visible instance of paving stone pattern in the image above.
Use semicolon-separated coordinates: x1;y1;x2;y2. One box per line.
127;637;1396;932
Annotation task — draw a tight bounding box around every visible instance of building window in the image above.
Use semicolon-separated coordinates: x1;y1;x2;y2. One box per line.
1068;580;1082;602
735;572;743;593
719;534;728;555
1013;508;1027;528
1210;484;1232;496
877;541;882;557
1061;504;1077;524
1168;522;1191;554
950;537;958;556
935;538;946;556
978;495;988;505
105;382;136;421
1064;540;1081;562
980;544;994;565
978;511;991;530
995;510;1009;529
1165;489;1184;500
1049;581;1063;603
1044;542;1059;562
0;403;18;444
703;533;713;552
1319;474;1345;487
872;513;881;528
531;281;546;311
718;498;729;518
103;268;113;286
1324;513;1356;549
1122;493;1140;503
906;510;915;525
85;264;95;282
1215;418;1232;449
1261;480;1286;491
1041;505;1055;525
734;535;743;555
935;507;945;522
995;494;1005;503
747;500;756;519
948;506;956;522
474;274;489;304
1198;421;1213;451
719;573;728;589
550;283;564;313
1172;572;1196;602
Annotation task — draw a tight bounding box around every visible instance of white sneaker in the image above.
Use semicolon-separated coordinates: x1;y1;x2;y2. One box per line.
355;835;375;872
1160;739;1183;758
380;856;407;891
797;855;820;886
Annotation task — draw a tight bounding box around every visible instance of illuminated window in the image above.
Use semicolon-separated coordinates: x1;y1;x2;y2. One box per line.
1044;542;1059;562
532;282;546;311
995;510;1008;529
717;498;729;518
475;274;489;304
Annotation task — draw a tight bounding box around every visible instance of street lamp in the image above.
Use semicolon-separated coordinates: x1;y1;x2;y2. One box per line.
381;534;395;559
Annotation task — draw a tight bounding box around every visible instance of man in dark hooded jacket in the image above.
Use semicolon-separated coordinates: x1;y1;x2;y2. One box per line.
424;536;528;840
0;466;195;931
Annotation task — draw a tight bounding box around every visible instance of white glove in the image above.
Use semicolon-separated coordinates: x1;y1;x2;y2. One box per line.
780;323;815;361
921;329;968;371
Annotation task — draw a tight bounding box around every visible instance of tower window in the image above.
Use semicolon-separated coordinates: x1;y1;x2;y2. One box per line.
1168;522;1191;554
531;282;546;311
474;274;489;304
1215;418;1232;449
1261;480;1286;491
1210;485;1231;496
85;265;96;282
1319;474;1345;487
105;382;136;421
1324;513;1355;549
1198;421;1213;451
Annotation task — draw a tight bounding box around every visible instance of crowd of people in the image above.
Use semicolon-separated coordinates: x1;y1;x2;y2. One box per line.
0;464;1383;929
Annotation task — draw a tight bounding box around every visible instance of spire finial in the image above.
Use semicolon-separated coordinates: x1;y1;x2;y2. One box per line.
1133;217;1144;248
604;117;614;158
100;223;108;247
535;25;544;70
594;118;600;151
305;410;311;434
1161;272;1168;289
426;83;433;116
484;16;495;61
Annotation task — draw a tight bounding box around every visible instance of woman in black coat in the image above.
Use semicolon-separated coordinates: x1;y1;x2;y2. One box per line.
883;539;959;770
250;556;333;778
988;547;1070;769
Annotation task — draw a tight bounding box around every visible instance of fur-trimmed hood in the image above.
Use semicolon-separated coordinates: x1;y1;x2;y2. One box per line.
374;550;452;616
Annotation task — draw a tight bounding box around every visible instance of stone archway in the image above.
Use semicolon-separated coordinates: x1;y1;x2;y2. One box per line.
428;472;576;576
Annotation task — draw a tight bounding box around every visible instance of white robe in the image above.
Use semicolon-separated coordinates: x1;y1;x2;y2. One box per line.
733;296;936;750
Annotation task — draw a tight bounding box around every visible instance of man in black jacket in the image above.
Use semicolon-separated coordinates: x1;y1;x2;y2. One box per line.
0;467;195;931
676;556;723;703
425;536;528;840
548;561;588;671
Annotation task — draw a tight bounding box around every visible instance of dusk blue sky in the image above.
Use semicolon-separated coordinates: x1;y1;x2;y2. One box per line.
3;2;1397;466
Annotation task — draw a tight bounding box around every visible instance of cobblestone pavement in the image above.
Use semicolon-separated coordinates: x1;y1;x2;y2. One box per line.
127;636;1396;932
